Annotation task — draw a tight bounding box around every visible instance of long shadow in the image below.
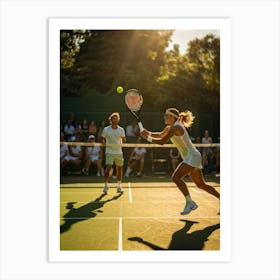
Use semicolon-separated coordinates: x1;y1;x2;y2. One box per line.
128;220;220;250
60;193;123;234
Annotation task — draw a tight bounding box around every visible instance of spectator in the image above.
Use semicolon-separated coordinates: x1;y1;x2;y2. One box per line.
63;136;83;171
69;111;76;128
64;119;75;141
88;120;97;137
126;119;140;137
194;136;202;153
80;117;89;140
75;121;82;138
60;132;69;171
213;136;220;174
82;135;103;176
124;138;146;177
169;148;180;172
201;130;213;173
97;120;106;142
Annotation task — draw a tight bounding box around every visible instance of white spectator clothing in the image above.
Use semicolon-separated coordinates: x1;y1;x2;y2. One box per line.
64;125;75;136
202;136;213;153
126;124;139;136
132;147;146;160
202;136;213;144
60;144;68;158
65;145;82;161
87;146;101;161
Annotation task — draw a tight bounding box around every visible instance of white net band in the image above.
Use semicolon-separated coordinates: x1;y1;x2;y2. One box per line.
60;141;220;148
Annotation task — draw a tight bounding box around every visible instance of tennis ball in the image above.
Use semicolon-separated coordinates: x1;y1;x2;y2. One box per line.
117;86;123;94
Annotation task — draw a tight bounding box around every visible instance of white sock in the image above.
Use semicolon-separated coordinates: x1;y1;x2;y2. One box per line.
117;181;122;187
104;181;108;187
185;195;192;201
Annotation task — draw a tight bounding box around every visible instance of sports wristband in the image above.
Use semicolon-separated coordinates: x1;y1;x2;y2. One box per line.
147;136;153;143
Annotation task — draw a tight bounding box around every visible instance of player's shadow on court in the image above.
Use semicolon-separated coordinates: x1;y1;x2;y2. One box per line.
60;193;122;234
128;220;220;250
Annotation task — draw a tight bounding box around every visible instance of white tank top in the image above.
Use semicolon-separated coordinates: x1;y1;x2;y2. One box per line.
170;122;200;160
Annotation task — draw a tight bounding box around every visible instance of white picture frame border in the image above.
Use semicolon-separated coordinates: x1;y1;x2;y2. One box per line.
49;17;231;263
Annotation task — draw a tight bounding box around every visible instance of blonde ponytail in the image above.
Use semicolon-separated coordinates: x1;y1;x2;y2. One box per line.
178;110;195;128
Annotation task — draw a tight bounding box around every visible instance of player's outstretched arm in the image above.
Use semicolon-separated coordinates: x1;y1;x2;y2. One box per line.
141;126;182;145
143;126;170;139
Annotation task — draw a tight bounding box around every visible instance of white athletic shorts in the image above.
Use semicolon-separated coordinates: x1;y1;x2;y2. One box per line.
64;156;80;161
89;156;99;162
182;153;202;169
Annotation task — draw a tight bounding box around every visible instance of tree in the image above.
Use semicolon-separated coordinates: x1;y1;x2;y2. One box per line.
74;30;173;95
60;31;220;114
60;30;92;97
149;34;220;113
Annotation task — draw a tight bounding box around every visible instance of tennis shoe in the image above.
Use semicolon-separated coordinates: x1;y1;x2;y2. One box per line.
103;185;109;194
117;186;124;193
180;200;198;215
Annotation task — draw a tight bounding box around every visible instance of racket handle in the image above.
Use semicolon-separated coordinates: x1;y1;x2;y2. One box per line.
138;122;144;132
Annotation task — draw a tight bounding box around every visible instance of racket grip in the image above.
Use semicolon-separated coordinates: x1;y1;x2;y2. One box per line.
138;122;144;132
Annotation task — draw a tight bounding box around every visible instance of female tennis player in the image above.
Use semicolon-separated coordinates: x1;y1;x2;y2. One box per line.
140;108;220;215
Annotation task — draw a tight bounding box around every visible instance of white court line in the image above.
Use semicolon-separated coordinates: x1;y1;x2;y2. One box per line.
191;188;201;193
118;218;123;251
60;199;217;204
61;216;220;220
128;182;133;203
118;203;123;251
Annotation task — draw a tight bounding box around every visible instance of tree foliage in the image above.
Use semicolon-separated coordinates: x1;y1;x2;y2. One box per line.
60;30;220;113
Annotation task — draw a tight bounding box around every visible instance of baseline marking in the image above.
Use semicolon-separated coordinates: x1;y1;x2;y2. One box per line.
118;203;123;251
61;216;220;220
128;182;133;203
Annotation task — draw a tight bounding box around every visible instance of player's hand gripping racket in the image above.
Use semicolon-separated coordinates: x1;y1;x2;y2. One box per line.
125;89;144;132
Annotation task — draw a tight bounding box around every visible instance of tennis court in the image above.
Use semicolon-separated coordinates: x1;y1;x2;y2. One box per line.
60;175;220;251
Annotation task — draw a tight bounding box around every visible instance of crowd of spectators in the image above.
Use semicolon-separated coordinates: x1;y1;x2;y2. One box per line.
60;112;220;177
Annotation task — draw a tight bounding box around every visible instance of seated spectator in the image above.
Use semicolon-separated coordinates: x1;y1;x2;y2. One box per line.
124;138;146;177
63;136;83;171
126;119;140;137
88;120;97;137
69;111;76;128
60;132;69;171
82;135;103;176
194;136;202;153
80;117;89;139
202;130;214;173
212;136;220;174
169;148;180;172
97;120;106;142
64;119;75;141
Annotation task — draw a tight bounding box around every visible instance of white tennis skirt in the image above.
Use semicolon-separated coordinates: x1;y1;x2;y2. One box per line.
182;153;202;169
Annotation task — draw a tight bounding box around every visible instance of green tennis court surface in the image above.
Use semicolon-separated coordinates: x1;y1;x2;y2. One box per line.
60;176;220;250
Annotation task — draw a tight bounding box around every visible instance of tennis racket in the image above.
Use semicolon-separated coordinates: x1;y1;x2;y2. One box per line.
125;89;144;132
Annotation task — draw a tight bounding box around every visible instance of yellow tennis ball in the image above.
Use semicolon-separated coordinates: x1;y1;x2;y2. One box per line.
117;86;123;94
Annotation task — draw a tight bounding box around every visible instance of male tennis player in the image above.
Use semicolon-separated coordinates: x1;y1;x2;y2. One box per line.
101;112;126;194
140;108;220;215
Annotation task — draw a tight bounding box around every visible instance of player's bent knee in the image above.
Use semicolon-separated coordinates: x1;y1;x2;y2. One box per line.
171;173;179;183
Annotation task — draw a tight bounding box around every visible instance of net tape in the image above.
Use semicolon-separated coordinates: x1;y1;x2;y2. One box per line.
60;142;220;148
